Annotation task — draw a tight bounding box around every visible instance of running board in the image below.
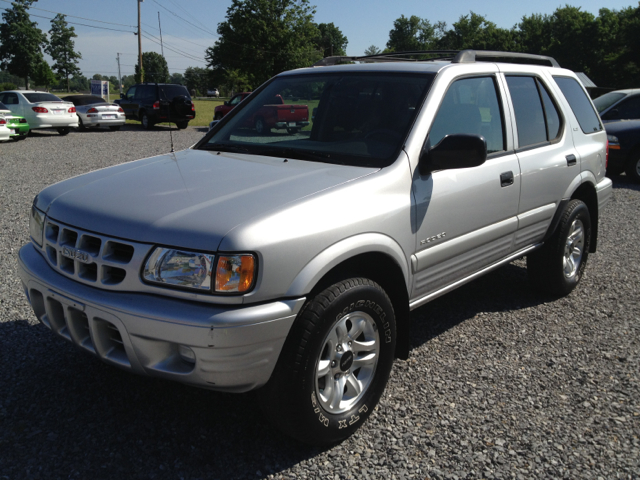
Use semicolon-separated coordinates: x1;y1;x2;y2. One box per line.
409;244;541;311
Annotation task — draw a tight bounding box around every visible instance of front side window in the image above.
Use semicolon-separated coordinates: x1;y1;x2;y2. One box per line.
592;92;625;113
229;94;244;106
553;76;602;134
603;95;640;121
199;72;434;168
429;76;505;154
506;76;563;148
2;92;19;105
126;86;136;100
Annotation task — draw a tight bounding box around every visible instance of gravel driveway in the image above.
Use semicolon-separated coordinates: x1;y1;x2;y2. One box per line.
1;126;638;480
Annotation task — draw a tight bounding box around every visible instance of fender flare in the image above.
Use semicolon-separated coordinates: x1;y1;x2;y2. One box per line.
285;233;410;298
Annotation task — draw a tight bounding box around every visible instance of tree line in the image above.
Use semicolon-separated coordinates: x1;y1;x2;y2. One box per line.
1;0;638;96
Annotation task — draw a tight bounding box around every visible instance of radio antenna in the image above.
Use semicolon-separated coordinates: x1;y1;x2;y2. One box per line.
158;11;174;153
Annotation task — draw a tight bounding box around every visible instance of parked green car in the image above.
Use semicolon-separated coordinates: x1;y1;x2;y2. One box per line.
0;101;29;140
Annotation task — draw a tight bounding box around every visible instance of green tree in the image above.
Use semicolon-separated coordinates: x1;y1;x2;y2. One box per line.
363;45;381;56
184;66;211;96
32;60;56;89
386;15;443;52
45;13;82;92
205;0;321;87
438;12;516;51
0;0;47;88
315;22;348;57
170;72;185;85
135;52;169;83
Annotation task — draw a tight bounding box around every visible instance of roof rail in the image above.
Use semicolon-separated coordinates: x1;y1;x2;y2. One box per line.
313;49;560;68
453;50;560;68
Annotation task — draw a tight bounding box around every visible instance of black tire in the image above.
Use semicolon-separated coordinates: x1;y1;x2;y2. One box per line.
109;126;121;131
254;117;267;135
527;199;591;296
287;127;299;134
17;135;27;140
214;112;223;121
141;112;153;130
260;278;396;445
176;121;188;130
78;117;86;131
57;128;70;136
606;164;624;177
624;150;640;182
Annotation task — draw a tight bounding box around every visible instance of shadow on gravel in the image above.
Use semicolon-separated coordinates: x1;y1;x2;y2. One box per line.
0;319;323;479
609;173;640;191
408;260;554;348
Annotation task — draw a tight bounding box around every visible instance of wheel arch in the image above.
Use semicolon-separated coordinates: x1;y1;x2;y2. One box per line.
551;174;599;253
285;234;412;359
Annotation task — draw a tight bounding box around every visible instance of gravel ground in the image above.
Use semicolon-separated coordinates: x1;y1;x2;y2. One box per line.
0;126;638;480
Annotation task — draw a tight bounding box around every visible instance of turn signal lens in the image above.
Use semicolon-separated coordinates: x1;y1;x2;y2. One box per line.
87;107;98;113
32;107;48;113
0;119;5;125
215;254;256;293
68;106;76;113
118;107;124;113
153;101;160;110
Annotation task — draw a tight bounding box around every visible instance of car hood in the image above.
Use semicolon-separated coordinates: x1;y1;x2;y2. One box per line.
37;148;377;251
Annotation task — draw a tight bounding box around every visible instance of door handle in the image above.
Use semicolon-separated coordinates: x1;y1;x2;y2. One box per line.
500;171;514;187
566;154;577;166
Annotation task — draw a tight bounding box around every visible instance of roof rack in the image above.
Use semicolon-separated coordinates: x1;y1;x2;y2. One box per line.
314;49;560;68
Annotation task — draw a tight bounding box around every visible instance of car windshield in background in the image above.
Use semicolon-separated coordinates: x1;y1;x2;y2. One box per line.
593;92;626;113
158;85;190;100
199;72;435;168
23;93;63;103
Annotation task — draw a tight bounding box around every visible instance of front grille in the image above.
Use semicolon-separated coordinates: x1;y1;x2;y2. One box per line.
41;218;151;291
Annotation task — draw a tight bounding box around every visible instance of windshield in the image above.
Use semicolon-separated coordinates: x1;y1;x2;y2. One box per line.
198;72;434;168
593;92;625;113
24;93;63;103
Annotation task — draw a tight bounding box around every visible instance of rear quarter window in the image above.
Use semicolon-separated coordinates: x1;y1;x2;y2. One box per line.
553;76;602;134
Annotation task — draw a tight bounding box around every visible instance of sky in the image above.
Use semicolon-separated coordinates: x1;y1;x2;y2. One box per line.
1;0;636;79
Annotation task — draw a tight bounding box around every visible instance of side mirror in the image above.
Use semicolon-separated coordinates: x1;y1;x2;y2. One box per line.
120;93;125;99
224;101;229;106
419;134;487;176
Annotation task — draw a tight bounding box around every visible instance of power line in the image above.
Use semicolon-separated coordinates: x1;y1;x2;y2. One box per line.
141;32;206;63
0;0;136;28
151;0;217;37
29;13;135;33
164;0;216;37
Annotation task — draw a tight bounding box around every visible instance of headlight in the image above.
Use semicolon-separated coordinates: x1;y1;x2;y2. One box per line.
29;205;45;247
143;248;214;291
215;254;256;293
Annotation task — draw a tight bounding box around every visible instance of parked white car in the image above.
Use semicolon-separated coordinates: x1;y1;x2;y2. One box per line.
65;95;126;131
0;115;10;142
0;90;78;135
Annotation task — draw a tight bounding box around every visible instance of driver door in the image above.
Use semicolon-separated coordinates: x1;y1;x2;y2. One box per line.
411;75;521;300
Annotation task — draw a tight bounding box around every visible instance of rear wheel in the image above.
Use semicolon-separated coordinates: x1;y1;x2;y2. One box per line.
527;199;591;296
141;112;153;130
109;126;121;131
625;151;640;182
57;128;70;136
78;117;86;131
176;121;188;129
287;127;300;134
260;278;396;445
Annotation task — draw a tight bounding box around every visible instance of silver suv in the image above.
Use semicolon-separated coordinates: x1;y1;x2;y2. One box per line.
18;50;612;445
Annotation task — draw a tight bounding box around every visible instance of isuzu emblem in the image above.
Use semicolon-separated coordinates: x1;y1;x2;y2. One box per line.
61;246;92;264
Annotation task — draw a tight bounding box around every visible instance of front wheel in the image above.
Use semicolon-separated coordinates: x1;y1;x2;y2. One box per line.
625;151;640;182
527;199;591;296
57;128;70;136
287;127;299;134
260;278;396;445
141;112;153;130
109;125;121;131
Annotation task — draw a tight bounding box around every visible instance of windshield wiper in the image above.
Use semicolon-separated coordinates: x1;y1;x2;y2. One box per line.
200;143;251;153
251;146;335;163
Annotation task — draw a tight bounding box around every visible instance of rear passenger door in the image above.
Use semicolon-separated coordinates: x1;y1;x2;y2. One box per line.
501;72;579;249
411;74;521;299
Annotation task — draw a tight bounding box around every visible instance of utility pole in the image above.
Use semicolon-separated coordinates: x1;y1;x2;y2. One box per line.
138;0;143;83
116;53;123;96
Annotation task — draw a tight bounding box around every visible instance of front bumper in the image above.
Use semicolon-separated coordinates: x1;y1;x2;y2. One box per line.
596;175;613;212
18;243;304;392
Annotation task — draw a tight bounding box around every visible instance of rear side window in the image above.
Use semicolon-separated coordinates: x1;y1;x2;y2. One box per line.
506;76;562;148
429;76;505;154
158;85;190;101
603;95;640;121
553;76;602;134
0;101;7;110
